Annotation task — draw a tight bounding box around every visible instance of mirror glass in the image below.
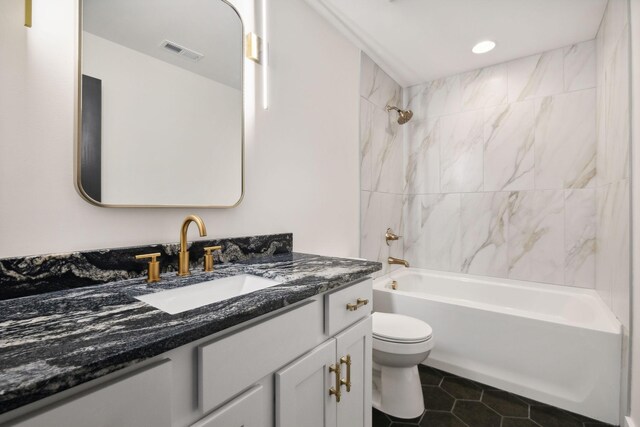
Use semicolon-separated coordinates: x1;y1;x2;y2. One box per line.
78;0;243;207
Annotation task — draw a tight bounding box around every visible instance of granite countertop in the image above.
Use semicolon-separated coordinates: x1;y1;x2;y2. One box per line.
0;252;381;415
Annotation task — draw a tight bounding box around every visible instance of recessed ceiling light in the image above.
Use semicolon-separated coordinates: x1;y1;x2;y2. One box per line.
472;40;496;54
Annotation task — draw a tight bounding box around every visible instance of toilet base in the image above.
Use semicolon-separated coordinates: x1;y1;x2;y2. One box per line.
371;362;424;419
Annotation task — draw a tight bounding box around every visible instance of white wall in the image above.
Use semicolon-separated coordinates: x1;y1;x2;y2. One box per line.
83;32;242;206
629;0;639;425
0;0;361;258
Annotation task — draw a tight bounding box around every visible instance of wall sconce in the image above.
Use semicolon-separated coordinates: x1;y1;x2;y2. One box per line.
245;32;262;64
24;0;32;28
245;31;269;110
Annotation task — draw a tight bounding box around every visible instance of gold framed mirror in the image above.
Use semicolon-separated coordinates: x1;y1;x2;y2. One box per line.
76;0;244;208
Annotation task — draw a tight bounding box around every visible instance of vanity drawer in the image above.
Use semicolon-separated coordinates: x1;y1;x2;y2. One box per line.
324;279;372;336
11;360;172;427
199;299;323;413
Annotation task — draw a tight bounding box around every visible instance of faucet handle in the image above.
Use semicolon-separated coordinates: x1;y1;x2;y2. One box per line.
203;246;222;272
385;228;402;246
135;252;161;283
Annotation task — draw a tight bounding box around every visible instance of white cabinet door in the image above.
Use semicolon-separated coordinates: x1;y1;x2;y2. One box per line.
275;339;338;427
191;385;264;427
12;360;172;427
336;317;372;427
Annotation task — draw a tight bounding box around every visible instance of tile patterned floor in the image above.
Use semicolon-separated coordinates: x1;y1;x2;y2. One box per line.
372;366;616;427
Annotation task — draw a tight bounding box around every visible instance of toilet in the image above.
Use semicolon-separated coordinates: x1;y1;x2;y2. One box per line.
371;312;434;419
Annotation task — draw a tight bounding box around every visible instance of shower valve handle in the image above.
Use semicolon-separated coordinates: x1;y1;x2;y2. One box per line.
385;228;401;245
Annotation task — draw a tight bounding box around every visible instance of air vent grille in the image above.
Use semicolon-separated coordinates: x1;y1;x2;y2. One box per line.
159;40;204;62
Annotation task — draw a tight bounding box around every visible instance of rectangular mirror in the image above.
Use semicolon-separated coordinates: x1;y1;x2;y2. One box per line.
77;0;244;207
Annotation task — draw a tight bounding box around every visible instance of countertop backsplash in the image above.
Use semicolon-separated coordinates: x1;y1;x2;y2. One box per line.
0;233;293;300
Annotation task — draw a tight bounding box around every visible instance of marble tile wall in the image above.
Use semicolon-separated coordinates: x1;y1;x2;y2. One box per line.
360;54;404;276
594;2;632;414
595;0;631;330
360;12;630;298
397;40;599;288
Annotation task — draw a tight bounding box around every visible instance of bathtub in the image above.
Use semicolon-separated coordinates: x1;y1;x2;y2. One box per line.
373;268;622;425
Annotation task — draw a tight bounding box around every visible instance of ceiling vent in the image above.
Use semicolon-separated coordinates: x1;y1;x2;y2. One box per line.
159;40;204;62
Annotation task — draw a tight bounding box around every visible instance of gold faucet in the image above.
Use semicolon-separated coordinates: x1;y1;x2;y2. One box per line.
178;215;207;276
388;257;410;268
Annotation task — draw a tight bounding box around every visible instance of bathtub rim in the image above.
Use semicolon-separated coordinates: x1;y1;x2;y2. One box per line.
373;267;621;335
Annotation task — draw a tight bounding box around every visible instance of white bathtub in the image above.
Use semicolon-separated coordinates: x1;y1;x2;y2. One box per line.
373;268;622;425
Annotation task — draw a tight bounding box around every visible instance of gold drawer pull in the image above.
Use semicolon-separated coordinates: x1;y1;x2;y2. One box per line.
340;354;352;392
346;298;369;311
329;364;341;402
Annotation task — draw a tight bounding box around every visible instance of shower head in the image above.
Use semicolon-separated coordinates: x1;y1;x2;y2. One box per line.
386;105;413;125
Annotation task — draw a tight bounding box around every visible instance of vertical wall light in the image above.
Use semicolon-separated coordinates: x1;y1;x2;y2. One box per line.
245;32;267;109
245;33;262;63
261;0;268;109
24;0;32;28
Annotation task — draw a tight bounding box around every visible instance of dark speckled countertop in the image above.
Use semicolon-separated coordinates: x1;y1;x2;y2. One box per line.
0;252;381;415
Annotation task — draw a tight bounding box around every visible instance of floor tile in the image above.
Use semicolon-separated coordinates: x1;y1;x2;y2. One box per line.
375;367;615;427
423;385;455;411
452;400;501;427
440;377;483;400
530;405;582;427
502;418;541;427
420;411;468;427
373;408;391;427
419;365;444;386
514;395;544;405
481;389;529;417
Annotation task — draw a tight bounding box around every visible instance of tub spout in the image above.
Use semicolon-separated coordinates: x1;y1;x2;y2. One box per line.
388;257;410;268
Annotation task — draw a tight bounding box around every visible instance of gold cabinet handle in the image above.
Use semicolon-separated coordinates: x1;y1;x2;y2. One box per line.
346;298;369;311
340;354;351;392
135;252;161;283
329;364;341;402
203;246;222;272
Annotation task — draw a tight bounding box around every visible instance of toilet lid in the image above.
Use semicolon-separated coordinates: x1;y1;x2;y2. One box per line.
372;312;433;343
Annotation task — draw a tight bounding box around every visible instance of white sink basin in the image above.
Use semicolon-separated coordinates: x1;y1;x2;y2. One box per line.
136;274;282;314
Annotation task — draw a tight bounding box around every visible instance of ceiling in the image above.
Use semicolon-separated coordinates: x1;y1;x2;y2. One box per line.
83;0;242;89
304;0;608;87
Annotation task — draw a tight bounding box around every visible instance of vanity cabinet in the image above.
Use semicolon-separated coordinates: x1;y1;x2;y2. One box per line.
276;338;337;427
190;386;264;427
275;317;372;427
336;316;372;427
3;279;373;427
198;299;324;413
10;361;173;427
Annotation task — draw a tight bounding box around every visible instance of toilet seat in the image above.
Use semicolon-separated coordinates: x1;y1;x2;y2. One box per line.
372;312;433;343
373;333;434;355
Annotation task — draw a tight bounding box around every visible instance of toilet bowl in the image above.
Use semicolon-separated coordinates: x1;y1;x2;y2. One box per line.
371;312;433;419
